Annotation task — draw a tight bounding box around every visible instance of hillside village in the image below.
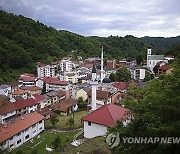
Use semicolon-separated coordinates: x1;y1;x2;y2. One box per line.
0;44;174;153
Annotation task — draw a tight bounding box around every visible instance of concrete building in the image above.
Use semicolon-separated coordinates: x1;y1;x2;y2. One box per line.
59;59;74;72
0;100;16;124
146;48;168;72
0;112;44;150
83;104;132;138
36;62;55;78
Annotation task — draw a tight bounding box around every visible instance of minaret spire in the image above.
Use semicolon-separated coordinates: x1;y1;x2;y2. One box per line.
90;63;98;111
100;46;104;83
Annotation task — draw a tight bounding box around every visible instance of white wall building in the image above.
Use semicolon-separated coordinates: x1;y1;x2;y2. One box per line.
0;100;16;124
83;104;132;138
37;62;55;78
147;48;168;72
59;60;74;72
0;85;11;96
0;112;45;150
128;66;145;80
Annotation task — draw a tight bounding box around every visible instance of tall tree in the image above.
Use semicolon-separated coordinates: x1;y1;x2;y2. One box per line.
50;115;59;127
108;59;180;153
115;67;131;82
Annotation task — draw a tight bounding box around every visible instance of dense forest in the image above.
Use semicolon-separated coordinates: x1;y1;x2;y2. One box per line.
0;10;179;83
141;36;180;53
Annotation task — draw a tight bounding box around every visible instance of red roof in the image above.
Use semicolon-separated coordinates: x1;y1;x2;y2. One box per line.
159;65;169;71
83;104;131;127
42;77;59;82
0;100;16;115
19;76;36;82
47;80;68;86
0;112;44;142
113;82;127;90
13;98;39;110
33;94;45;102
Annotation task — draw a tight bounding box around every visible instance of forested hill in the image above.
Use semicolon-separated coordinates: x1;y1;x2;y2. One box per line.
0;10;179;83
141;36;180;53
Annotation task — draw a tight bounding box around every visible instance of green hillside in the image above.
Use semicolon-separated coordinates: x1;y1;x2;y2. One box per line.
0;10;179;83
141;36;180;54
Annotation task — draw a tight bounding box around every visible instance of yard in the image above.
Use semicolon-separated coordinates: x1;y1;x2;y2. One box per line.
11;130;78;154
60;136;112;154
45;110;88;130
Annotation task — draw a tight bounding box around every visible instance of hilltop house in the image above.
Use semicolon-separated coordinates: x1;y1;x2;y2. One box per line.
83;104;132;138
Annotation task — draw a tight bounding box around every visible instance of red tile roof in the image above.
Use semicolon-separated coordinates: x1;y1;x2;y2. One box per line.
55;90;66;98
37;107;55;117
19;76;37;82
83;104;131;127
27;86;41;91
159;65;169;71
13;98;39;110
11;89;26;95
51;98;77;112
0;112;45;142
88;90;110;100
33;94;45;102
113;82;127;90
0;100;16;115
47;80;68;86
42;77;59;82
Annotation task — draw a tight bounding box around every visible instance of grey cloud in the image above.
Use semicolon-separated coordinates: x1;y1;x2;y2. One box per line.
1;0;180;37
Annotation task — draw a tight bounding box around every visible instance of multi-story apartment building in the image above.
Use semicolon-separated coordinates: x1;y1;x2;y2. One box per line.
59;60;74;72
36;62;55;78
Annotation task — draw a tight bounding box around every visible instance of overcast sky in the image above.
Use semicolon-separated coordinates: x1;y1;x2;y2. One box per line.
1;0;180;37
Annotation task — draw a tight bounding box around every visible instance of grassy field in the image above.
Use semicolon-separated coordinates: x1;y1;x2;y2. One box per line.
11;130;78;154
60;136;112;154
45;110;88;130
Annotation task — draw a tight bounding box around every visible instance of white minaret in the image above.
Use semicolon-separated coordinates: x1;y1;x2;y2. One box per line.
100;46;104;83
90;64;98;111
147;46;152;68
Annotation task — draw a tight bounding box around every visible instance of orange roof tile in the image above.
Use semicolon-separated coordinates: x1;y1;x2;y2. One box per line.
11;89;26;95
0;112;45;142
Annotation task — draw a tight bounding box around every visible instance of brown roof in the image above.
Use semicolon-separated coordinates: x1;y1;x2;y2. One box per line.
11;89;26;95
37;107;55;117
27;86;41;91
51;98;77;112
0;100;16;115
0;112;45;142
55;90;66;98
88;90;110;100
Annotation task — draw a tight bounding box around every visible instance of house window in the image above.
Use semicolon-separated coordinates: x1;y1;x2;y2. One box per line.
39;127;42;130
17;139;21;144
10;144;13;148
88;121;91;126
33;130;36;134
25;135;29;140
32;124;36;128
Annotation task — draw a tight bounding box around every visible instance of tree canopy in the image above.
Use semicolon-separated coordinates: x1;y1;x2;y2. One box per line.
109;59;180;153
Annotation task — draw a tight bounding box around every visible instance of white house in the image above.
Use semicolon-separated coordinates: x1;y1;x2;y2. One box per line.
0;100;16;124
147;48;168;72
0;85;11;96
83;104;132;138
0;112;45;150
